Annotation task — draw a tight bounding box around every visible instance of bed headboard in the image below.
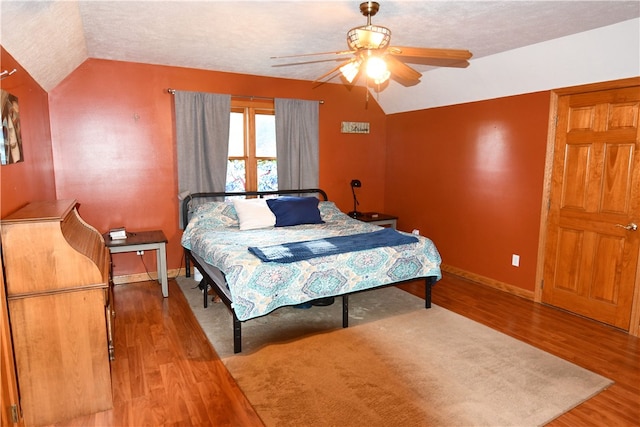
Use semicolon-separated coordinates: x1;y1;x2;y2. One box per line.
181;188;329;230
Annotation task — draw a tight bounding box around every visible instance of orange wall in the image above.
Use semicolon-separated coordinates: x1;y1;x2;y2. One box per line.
47;59;388;276
385;92;551;292
0;47;56;216
1;49;554;293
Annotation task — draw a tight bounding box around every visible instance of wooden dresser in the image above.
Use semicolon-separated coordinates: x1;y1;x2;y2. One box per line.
1;200;113;426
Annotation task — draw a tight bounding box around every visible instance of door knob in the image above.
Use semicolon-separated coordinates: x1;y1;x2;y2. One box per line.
615;222;638;231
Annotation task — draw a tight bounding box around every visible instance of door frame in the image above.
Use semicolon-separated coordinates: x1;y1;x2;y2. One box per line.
534;76;640;337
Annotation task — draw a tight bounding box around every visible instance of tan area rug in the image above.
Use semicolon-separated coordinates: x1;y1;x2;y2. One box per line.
177;276;612;426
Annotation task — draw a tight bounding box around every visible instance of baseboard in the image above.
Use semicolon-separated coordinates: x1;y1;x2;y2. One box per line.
441;264;535;301
112;268;185;285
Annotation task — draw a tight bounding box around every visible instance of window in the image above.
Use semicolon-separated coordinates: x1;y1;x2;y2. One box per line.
226;98;277;192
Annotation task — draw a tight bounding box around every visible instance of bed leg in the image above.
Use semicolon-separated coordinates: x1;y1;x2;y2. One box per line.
200;279;208;308
342;294;349;328
233;313;242;354
425;277;434;309
185;251;191;277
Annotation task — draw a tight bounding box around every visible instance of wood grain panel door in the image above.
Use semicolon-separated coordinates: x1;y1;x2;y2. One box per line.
542;86;640;330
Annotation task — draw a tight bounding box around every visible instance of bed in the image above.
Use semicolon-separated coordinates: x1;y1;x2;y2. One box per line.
181;189;442;353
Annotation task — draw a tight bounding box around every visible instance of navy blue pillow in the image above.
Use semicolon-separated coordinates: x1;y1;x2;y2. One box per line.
266;196;324;227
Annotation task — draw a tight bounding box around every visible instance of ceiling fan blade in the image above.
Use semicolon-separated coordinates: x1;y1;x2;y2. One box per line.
389;46;472;68
272;57;352;68
271;50;353;60
385;55;421;86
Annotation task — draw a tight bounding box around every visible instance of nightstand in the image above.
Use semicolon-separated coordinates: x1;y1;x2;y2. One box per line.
357;213;398;229
103;230;168;297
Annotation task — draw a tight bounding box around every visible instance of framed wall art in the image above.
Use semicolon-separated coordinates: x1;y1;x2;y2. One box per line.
341;121;370;134
1;89;23;165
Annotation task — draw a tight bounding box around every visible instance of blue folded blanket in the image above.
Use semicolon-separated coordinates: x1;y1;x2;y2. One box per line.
248;227;418;263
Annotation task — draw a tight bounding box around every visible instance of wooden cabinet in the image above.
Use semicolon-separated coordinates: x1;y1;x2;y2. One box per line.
1;200;113;426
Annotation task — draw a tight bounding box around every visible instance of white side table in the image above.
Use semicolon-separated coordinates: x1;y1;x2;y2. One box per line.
104;230;168;297
357;213;398;229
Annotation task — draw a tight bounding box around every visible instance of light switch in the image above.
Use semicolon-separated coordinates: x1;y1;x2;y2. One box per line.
512;254;520;267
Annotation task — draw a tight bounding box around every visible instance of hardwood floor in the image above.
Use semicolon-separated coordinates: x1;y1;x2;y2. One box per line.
51;280;264;427
53;273;638;426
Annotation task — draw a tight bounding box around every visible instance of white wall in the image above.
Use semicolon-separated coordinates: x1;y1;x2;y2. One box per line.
379;18;640;114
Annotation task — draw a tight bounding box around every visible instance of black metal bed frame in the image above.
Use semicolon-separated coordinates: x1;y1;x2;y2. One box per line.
181;188;438;353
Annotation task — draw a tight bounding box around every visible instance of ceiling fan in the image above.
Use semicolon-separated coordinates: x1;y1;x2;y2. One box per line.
272;1;472;88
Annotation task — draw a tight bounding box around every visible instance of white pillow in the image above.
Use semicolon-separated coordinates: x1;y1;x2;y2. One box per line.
232;198;276;230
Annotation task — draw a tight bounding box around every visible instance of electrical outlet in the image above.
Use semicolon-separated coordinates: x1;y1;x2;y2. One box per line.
512;254;520;267
136;250;144;256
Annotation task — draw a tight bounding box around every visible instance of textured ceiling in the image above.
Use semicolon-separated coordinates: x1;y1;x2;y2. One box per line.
1;1;639;100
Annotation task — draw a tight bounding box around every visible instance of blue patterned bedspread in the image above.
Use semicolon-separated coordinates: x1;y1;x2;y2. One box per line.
181;201;442;321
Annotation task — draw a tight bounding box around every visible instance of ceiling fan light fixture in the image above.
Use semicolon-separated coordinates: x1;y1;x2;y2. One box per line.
365;56;389;83
347;25;391;50
372;70;390;85
276;1;471;90
339;59;361;83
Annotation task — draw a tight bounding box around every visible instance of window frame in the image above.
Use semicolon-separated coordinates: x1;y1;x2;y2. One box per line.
228;97;276;192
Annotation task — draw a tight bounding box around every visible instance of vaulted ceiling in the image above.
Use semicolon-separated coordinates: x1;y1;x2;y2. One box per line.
1;1;639;112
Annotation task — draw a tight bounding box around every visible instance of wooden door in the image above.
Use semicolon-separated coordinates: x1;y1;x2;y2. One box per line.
542;85;640;330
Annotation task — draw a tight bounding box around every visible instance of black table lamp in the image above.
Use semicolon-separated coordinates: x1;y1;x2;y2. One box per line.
348;179;362;218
